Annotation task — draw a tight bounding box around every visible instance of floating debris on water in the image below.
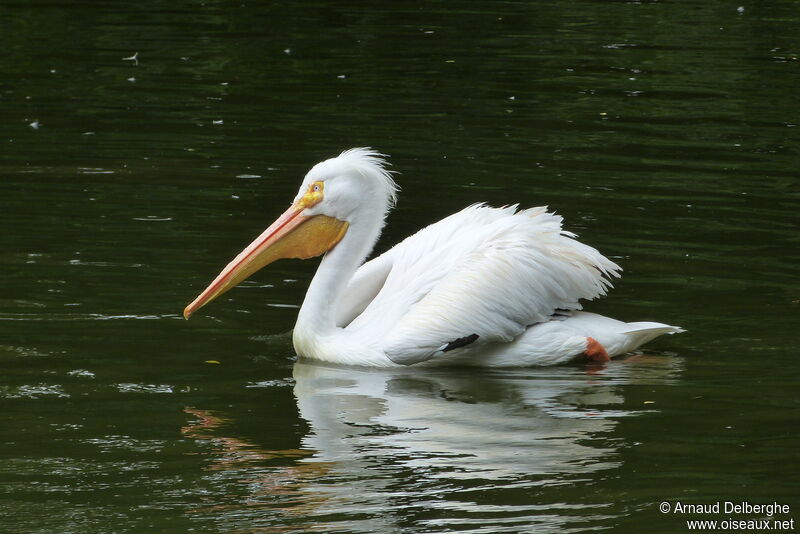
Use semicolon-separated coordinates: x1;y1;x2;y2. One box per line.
68;369;96;378
78;167;114;174
122;52;138;65
132;216;173;221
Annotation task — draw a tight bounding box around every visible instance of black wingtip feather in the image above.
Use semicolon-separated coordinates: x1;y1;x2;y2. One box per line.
441;333;480;352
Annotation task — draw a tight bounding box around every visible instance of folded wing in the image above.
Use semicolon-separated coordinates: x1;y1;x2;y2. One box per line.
341;204;621;365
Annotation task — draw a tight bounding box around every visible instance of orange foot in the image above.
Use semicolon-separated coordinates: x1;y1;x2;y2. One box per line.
584;337;610;362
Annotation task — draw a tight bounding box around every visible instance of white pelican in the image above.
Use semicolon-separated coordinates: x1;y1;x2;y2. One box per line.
184;148;683;367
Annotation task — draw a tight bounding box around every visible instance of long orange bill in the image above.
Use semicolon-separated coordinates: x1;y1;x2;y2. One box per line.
183;203;348;319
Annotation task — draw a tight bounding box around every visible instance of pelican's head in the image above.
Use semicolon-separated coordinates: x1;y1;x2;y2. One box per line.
295;147;398;223
183;148;397;319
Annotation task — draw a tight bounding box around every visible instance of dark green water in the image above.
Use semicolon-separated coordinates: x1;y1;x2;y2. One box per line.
2;1;799;532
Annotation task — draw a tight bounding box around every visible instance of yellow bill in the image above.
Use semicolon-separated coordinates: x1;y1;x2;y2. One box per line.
183;199;348;319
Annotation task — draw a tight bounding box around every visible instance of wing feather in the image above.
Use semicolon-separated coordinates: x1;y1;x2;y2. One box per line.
345;205;620;365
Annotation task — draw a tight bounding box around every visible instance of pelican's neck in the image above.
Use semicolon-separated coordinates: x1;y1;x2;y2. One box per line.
296;211;382;337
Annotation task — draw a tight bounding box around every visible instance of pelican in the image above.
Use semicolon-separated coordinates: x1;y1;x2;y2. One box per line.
184;148;683;367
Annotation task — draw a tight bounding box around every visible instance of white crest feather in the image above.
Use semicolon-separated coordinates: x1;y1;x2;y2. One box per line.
335;147;400;207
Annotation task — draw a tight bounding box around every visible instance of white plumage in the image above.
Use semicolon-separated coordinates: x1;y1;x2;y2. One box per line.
185;148;683;367
338;204;619;363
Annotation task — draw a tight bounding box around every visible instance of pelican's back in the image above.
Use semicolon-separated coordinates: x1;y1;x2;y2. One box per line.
342;204;621;365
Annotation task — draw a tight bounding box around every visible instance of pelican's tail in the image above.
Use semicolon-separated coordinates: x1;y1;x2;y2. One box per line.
556;311;684;357
610;321;685;355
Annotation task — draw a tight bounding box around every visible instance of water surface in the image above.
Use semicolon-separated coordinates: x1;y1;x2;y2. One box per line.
2;1;799;532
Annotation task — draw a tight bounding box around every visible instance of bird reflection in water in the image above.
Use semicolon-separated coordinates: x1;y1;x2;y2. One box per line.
181;355;682;532
181;406;334;525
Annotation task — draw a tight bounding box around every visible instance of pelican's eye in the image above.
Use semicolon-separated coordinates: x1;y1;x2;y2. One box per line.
299;180;325;208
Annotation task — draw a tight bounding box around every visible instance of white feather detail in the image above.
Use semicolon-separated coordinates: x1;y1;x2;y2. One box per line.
341;204;621;364
333;147;400;207
421;312;684;367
